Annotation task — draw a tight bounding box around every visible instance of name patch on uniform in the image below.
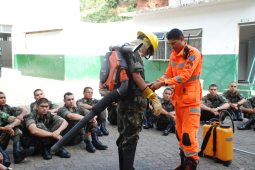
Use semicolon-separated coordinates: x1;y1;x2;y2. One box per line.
185;62;193;69
189;55;195;61
1;113;7;118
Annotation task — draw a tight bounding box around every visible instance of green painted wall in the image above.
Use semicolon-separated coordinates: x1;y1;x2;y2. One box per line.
143;54;238;92
14;54;65;80
64;55;104;80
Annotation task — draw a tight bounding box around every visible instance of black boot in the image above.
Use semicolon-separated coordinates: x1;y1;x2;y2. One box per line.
118;147;123;170
42;145;52;160
163;121;175;136
0;146;11;167
55;147;71;158
100;118;109;135
184;157;198;170
237;110;243;121
96;128;103;136
13;142;34;164
84;138;96;153
143;114;149;129
148;115;155;128
91;132;108;150
173;149;185;170
122;142;137;170
237;118;255;130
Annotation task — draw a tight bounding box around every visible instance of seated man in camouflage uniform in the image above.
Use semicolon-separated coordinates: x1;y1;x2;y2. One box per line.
30;89;59;114
222;81;246;121
237;96;255;130
76;87;109;136
107;102;117;125
0;111;34;165
23;98;71;160
155;88;175;136
201;84;230;122
58;92;108;152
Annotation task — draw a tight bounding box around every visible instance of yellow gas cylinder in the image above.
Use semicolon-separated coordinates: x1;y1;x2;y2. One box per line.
202;121;233;164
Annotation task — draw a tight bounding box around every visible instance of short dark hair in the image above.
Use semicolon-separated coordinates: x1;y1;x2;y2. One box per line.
64;92;73;99
209;84;218;89
164;88;172;93
37;98;49;106
0;92;4;95
34;89;43;96
167;28;184;40
229;81;237;86
84;87;93;93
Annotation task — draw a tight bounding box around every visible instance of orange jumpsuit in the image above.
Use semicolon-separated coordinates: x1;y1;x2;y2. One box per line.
157;43;203;161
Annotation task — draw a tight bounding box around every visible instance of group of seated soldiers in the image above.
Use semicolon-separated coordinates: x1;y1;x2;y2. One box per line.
0;81;254;169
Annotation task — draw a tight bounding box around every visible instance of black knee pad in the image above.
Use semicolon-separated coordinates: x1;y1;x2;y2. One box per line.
176;130;180;141
182;133;191;146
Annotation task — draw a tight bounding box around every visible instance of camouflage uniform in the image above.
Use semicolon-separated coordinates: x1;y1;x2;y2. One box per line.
0;104;22;117
22;111;63;152
57;105;96;145
242;96;255;120
201;94;227;121
0;111;21;150
155;98;175;130
30;101;58;113
76;98;106;124
222;90;245;116
116;51;147;150
107;105;117;125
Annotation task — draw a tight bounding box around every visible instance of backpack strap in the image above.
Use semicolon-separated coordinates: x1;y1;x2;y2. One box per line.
198;125;215;156
213;125;218;159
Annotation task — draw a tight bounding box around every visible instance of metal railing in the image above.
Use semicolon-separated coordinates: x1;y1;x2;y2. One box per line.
247;56;255;96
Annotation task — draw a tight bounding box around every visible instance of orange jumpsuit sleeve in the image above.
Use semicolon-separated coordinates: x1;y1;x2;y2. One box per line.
164;53;201;86
157;57;174;82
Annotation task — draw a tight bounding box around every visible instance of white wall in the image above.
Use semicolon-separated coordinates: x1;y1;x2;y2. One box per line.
132;0;255;55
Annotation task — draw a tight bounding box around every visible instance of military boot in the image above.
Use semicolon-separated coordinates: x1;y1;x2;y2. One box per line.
118;147;123;170
163;121;175;136
91;132;108;150
84;138;96;153
122;142;137;170
237;118;255;130
55;147;71;158
100;118;109;135
42;145;52;160
96;128;104;136
183;157;198;170
0;146;11;167
143;114;149;129
148;115;155;128
237;110;243;121
13;142;34;164
172;149;185;170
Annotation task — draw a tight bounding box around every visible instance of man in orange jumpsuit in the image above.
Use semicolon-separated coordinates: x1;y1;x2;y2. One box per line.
150;28;203;170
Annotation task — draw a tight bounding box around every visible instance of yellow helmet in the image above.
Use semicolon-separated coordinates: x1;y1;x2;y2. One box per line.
137;31;158;54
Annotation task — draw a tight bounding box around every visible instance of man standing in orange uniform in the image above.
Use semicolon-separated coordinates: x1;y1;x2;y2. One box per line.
151;28;203;170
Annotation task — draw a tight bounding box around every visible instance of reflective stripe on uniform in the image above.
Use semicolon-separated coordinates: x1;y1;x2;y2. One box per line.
177;63;185;68
162;75;169;79
175;76;183;84
190;108;200;113
171;61;176;67
184;151;198;156
187;74;201;82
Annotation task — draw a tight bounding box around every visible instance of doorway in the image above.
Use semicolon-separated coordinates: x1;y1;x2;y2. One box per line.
0;24;12;68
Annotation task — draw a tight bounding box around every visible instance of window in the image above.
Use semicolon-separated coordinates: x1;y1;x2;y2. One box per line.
150;29;202;61
0;37;3;41
7;37;12;41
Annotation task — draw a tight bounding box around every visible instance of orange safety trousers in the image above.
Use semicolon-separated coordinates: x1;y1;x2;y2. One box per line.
175;103;200;161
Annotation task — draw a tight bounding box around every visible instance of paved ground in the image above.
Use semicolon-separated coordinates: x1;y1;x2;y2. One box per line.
0;68;255;170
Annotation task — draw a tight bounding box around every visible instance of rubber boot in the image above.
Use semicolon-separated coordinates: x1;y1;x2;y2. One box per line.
91;132;108;150
122;142;137;170
118;147;123;170
13;142;34;164
55;147;71;158
42;145;52;160
237;110;243;121
184;157;198;170
148;115;156;128
96;128;104;136
100;118;109;135
84;138;96;153
0;146;11;167
237;118;255;130
143;114;149;129
173;149;185;170
163;121;175;136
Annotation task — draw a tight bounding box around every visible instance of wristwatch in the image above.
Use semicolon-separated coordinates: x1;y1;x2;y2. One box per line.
217;107;220;110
